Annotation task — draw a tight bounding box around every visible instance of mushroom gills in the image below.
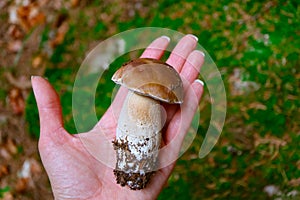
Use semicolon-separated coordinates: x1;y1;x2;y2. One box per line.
113;90;162;190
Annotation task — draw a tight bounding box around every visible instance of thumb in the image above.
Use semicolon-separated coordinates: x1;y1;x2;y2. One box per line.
31;76;64;137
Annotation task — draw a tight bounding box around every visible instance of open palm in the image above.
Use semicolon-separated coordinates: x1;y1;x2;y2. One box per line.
32;34;204;200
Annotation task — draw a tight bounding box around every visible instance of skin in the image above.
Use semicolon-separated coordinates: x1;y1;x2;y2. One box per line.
32;34;205;200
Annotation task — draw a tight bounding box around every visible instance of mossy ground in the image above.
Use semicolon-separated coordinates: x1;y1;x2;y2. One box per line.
1;0;299;199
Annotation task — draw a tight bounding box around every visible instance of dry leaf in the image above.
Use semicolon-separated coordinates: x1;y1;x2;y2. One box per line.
7;40;22;53
289;178;300;187
28;10;45;27
39;0;50;7
16;5;31;31
0;164;9;178
50;21;69;48
7;25;24;39
71;0;80;8
254;133;287;148
207;156;216;167
15;177;29;193
8;88;25;115
206;182;216;189
29;158;42;177
32;55;43;68
9;3;46;32
296;160;300;170
248;102;267;110
2;192;14;200
228;68;260;96
0;1;7;9
5;72;32;89
254;133;287;160
0;148;12;160
15;158;43;193
6;138;18;155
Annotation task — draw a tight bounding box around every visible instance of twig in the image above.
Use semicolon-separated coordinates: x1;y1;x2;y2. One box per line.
4;72;32;89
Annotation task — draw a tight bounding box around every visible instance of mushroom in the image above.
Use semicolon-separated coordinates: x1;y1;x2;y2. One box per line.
112;58;184;190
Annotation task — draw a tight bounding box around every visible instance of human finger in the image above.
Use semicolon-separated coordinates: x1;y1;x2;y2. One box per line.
140;36;170;59
180;50;205;84
157;80;204;169
163;50;205;125
165;79;204;145
166;34;198;73
31;76;65;137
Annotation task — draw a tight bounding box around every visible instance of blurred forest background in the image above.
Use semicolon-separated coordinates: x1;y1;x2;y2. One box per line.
0;0;299;199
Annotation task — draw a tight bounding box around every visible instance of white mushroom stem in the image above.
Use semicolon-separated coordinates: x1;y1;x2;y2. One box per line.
112;58;183;190
113;90;163;189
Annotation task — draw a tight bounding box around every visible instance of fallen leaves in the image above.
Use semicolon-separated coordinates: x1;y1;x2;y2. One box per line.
247;102;267;110
15;158;42;193
254;133;287;149
0;138;18;160
15;178;29;193
4;72;32;99
7;40;22;53
7;25;23;40
253;133;288;160
0;2;72;197
5;24;24;54
0;113;47;198
0;158;43;196
289;178;300;187
9;2;45;33
6;0;70;64
1;191;13;200
0;165;10;178
49;16;69;48
0;135;43;195
32;55;43;68
8;88;25;115
228;68;260;96
4;138;18;156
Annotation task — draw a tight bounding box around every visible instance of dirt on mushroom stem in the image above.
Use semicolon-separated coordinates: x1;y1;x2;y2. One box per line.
113;91;162;190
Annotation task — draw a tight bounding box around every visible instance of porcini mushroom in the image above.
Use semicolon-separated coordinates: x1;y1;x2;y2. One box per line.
112;58;183;190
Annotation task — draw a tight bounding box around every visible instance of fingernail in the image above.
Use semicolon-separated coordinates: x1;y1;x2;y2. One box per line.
193;50;205;58
161;35;170;42
31;75;38;80
199;51;205;57
195;79;204;86
187;34;198;41
31;76;47;81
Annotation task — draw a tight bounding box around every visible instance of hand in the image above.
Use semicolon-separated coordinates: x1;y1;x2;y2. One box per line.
32;34;205;200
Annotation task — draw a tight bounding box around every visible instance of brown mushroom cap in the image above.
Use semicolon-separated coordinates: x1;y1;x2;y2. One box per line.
112;58;184;104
